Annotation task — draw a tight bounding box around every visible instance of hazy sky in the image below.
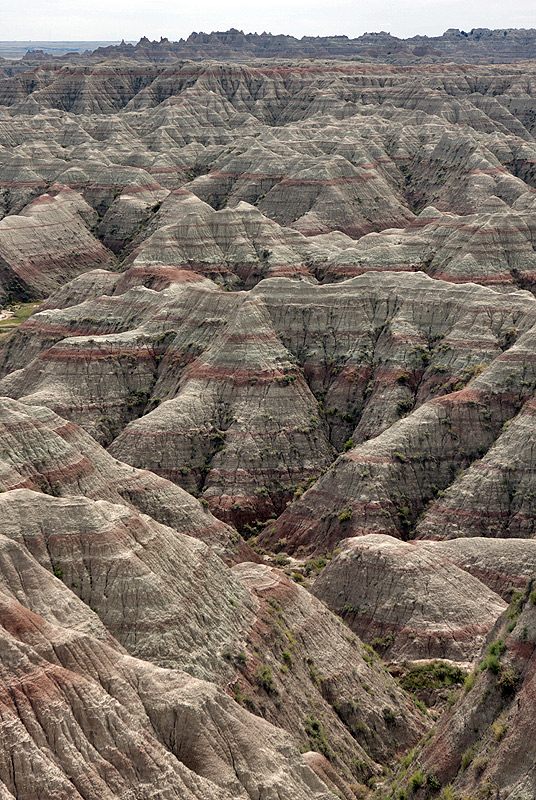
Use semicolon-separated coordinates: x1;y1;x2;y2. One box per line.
3;0;536;42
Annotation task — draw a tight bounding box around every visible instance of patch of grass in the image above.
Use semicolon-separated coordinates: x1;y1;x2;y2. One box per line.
282;650;292;666
409;769;425;792
370;633;394;654
473;756;488;776
256;664;277;695
506;589;524;628
304;555;329;575
461;747;474;771
274;553;290;566
492;721;507;742
396;398;414;417
399;661;465;693
497;667;517;697
481;654;501;674
0;302;41;331
464;671;477;692
481;639;506;675
338;507;353;523
426;773;441;793
488;639;506;656
304;714;333;759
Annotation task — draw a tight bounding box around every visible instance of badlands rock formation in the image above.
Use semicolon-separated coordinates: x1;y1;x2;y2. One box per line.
0;582;337;800
80;29;536;65
0;396;249;561
0;399;426;787
403;584;536;800
312;534;508;662
1;42;536;800
0;185;113;302
2;272;536;533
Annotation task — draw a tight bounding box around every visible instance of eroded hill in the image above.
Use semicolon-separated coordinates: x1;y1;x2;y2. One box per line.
1;48;536;800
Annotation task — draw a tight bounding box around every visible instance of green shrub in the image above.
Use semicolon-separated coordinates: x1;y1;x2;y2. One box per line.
481;639;506;674
304;714;333;759
488;639;506;656
472;756;488;776
338;507;353;523
426;773;441;792
461;747;474;771
256;664;277;695
400;661;465;693
397;399;414;417
304;555;328;575
497;667;517;697
464;671;477;692
492;721;507;742
275;553;290;566
481;654;500;674
409;769;424;792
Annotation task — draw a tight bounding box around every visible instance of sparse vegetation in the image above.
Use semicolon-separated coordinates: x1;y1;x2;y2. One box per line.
461;747;474;771
0;302;40;331
409;768;425;792
398;661;466;694
256;664;277;695
338;506;353;523
304;714;333;759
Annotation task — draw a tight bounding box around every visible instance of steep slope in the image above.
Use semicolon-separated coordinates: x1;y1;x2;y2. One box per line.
0;487;427;773
0;590;336;800
0;186;114;303
0;489;255;676
333;196;536;291
311;534;507;662
0;404;427;783
2;50;536;800
3;272;536;531
414;393;536;541
419;537;536;599
0;396;247;561
402;584;536;800
125;189;348;288
2;60;536;295
261;308;536;554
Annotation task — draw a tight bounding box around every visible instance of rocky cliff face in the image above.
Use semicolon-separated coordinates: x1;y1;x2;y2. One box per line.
395;584;536;800
3;60;536;303
0;399;427;793
311;534;507;662
74;29;536;65
3;272;536;533
0;575;337;800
